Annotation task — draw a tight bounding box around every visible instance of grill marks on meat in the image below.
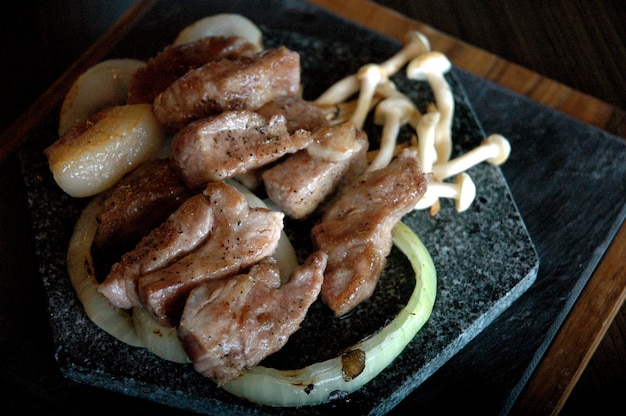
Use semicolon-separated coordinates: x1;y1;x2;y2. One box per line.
98;194;213;309
93;159;191;255
127;36;259;105
153;47;301;130
178;251;327;385
170;110;312;188
262;124;368;219
137;181;284;326
311;148;427;317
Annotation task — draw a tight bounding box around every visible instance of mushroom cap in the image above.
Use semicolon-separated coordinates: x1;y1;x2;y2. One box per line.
373;96;418;125
414;192;439;210
406;52;452;80
403;31;431;54
483;134;511;165
357;63;386;83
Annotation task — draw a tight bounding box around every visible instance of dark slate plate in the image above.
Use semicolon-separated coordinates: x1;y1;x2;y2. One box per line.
18;1;539;415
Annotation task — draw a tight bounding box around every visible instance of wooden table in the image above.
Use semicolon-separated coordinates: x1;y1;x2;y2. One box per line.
308;1;626;414
1;0;624;414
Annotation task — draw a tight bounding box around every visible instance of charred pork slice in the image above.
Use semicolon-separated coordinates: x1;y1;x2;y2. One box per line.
138;181;284;326
178;251;327;385
311;148;427;317
171;110;312;189
93;159;191;255
262;123;368;219
98;193;213;309
153;46;301;130
127;36;259;104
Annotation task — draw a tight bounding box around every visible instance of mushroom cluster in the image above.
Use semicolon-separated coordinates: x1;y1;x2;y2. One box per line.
314;31;511;215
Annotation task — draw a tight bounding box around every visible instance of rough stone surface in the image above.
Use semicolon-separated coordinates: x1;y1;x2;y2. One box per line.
29;1;626;415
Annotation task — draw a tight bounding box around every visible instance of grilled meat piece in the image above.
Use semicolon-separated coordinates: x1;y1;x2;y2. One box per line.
138;181;284;326
178;251;327;385
127;36;259;104
153;47;301;130
93;159;192;255
170;110;312;189
311;148;427;316
98;193;213;309
262;123;368;219
256;95;329;134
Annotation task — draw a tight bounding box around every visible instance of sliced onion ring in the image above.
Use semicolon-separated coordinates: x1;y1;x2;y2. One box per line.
59;59;146;136
68;179;298;360
132;306;189;363
68;183;434;406
221;221;437;407
173;13;263;52
67;194;143;347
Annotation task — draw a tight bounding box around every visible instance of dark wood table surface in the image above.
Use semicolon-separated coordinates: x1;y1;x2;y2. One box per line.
1;1;624;415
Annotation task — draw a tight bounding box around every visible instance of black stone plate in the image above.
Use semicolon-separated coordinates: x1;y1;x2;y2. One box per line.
18;1;539;415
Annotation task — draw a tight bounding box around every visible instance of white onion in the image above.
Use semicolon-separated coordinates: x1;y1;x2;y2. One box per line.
173;13;263;52
221;221;436;406
68;195;190;361
132;306;190;363
46;103;166;198
66;194;143;347
59;59;146;136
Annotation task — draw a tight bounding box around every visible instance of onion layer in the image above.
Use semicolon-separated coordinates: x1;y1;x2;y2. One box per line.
173;13;263;52
132;306;190;363
221;221;436;407
59;59;146;136
46;103;166;198
67;194;143;347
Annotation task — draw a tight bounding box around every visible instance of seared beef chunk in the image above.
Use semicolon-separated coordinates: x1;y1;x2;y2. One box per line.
137;181;284;326
262;123;368;219
170;110;312;188
153;47;300;130
127;36;259;104
311;148;427;316
178;251;327;385
94;159;191;255
99;193;213;309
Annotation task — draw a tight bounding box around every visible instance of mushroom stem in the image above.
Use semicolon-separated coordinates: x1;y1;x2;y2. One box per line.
415;173;476;213
375;80;403;99
315;30;430;106
316;98;380;126
350;64;385;130
314;74;359;106
368;96;420;172
431;134;511;180
366;142;409;162
380;30;431;76
414;111;439;173
406;52;454;163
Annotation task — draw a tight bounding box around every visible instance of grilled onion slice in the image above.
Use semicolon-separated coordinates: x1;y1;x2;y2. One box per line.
67;194;143;347
59;59;146;136
67;175;434;407
173;13;263;52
